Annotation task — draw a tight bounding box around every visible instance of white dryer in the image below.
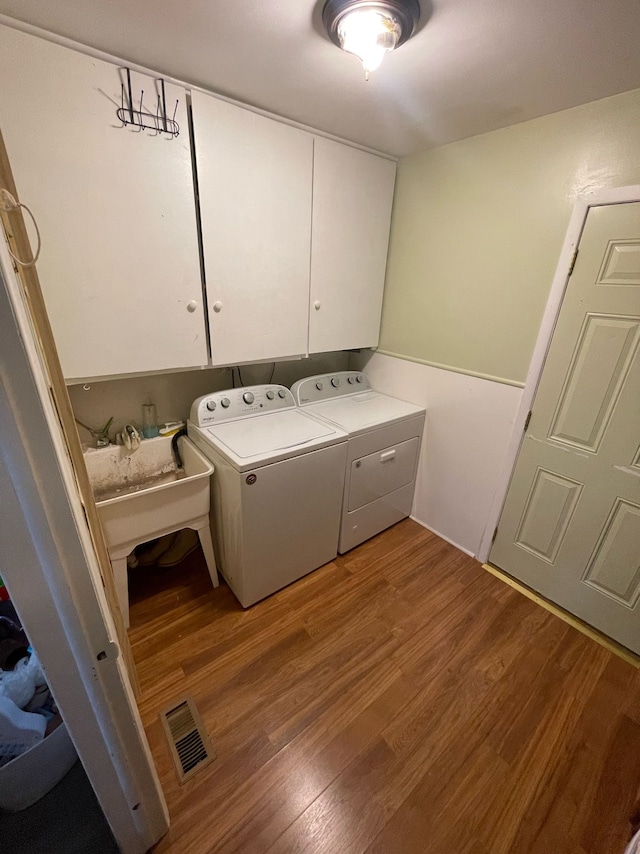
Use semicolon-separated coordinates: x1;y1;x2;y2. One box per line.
291;371;425;553
188;385;347;607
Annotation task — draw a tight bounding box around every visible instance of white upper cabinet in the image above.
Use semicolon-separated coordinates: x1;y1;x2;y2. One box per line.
0;26;396;377
309;137;396;354
191;92;313;366
0;27;207;381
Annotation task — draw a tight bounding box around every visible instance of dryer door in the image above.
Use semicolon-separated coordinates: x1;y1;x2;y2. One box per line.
348;437;420;511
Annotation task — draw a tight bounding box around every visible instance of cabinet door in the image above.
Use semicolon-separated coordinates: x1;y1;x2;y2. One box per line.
0;27;207;381
309;138;396;354
191;91;313;366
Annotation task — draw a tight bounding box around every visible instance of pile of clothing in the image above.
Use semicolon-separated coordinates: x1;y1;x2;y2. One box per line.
0;617;59;768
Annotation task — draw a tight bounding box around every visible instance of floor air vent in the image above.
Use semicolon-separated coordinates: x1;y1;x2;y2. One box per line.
160;695;216;784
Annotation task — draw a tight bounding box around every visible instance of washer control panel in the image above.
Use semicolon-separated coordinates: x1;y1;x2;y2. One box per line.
291;371;371;405
190;385;295;427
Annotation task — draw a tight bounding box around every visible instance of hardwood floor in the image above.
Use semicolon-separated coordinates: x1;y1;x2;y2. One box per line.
128;520;640;854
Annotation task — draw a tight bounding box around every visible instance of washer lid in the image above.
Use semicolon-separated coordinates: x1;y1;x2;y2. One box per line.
303;392;425;436
198;409;346;470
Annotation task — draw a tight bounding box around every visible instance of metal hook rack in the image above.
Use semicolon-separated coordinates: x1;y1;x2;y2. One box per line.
116;68;180;137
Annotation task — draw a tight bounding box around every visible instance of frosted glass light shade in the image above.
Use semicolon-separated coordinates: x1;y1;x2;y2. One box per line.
323;0;420;80
337;9;401;79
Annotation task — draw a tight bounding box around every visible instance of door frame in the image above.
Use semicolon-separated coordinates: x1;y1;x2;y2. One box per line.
478;184;640;564
0;238;168;852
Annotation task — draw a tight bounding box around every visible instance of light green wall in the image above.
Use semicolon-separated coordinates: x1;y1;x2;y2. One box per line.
379;88;640;386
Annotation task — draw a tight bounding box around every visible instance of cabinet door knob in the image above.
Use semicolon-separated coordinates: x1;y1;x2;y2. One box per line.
187;300;198;313
314;300;321;311
213;301;223;313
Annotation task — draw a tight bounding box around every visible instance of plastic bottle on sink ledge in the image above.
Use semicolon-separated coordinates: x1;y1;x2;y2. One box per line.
141;402;159;439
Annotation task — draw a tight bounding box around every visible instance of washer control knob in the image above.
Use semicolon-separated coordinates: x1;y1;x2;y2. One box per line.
278;389;287;399
206;400;217;411
356;375;364;383
220;397;230;408
266;390;275;400
347;375;356;384
331;377;341;388
316;381;324;391
243;391;255;405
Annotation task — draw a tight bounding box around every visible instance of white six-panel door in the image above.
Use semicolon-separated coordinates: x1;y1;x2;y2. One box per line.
0;26;208;382
491;202;640;652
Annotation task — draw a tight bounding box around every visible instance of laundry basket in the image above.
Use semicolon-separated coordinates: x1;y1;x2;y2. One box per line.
0;721;77;811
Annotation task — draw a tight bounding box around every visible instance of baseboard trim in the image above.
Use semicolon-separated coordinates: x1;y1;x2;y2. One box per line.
482;562;640;669
410;516;475;558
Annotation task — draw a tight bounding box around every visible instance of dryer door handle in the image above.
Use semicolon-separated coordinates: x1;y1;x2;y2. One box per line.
380;450;396;463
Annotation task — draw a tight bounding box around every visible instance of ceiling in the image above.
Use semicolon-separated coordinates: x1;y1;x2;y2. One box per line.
1;0;640;157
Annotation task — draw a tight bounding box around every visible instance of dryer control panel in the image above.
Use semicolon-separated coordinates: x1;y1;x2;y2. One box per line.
291;371;371;405
190;385;295;427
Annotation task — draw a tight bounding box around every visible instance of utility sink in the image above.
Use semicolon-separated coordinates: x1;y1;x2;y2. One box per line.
84;435;218;627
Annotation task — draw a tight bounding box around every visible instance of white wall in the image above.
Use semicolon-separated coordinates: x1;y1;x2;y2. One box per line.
351;351;522;557
68;352;348;443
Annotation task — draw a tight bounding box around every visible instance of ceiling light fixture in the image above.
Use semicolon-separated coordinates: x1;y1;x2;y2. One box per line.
322;0;420;81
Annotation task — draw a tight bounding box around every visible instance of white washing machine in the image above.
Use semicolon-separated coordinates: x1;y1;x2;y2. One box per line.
188;384;347;607
291;371;426;553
